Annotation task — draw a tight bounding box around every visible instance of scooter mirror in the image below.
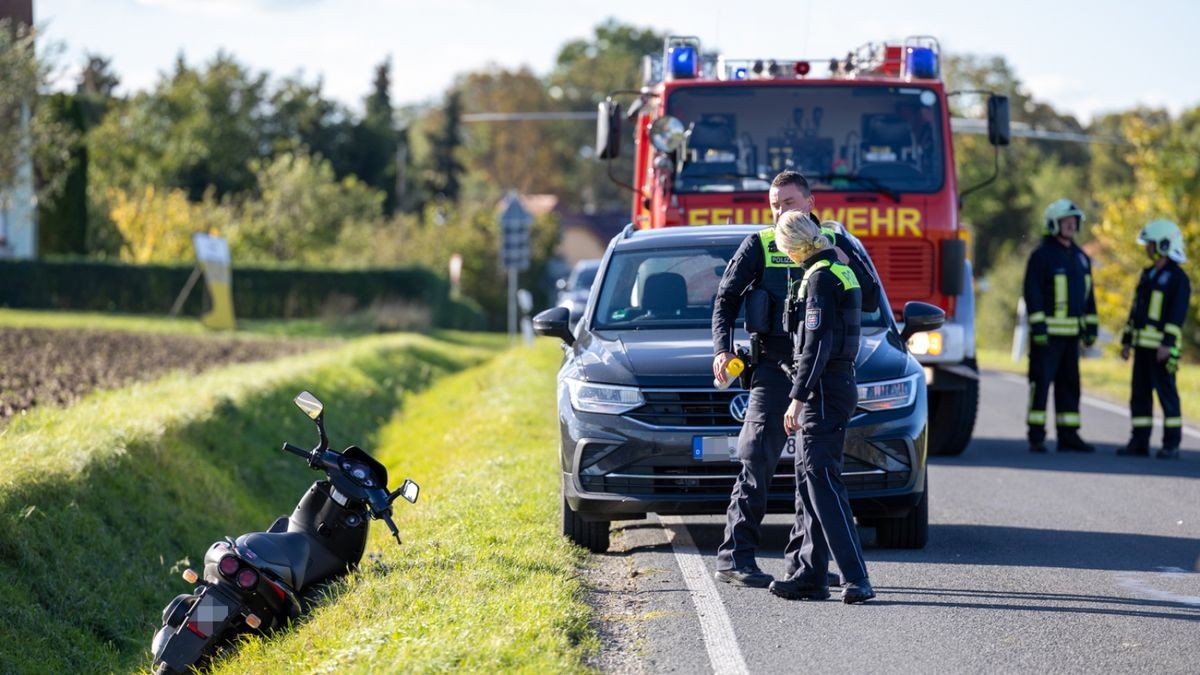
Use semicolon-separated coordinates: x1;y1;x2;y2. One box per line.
293;391;324;421
399;479;420;504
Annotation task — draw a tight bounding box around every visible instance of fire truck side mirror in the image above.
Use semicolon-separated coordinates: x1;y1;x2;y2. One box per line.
987;95;1011;147
649;116;687;153
596;99;622;159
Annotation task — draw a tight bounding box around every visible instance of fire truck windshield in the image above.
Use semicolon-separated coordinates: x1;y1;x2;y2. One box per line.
665;84;945;195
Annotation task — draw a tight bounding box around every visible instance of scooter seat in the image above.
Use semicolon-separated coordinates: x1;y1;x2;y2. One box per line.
237;531;311;589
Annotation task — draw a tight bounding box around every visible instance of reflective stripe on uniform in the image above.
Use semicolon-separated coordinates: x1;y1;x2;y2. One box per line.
1165;323;1183;340
1027;410;1047;425
1165;417;1183;428
1131;416;1153;428
1046;316;1081;336
1085;315;1099;325
1084;273;1092;301
759;228;801;268
1056;412;1081;427
1148;290;1164;321
1029;311;1046;324
797;258;859;298
1054;273;1068;317
1134;327;1164;348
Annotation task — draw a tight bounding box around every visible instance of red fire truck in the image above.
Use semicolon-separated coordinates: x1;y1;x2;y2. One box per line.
595;35;1011;456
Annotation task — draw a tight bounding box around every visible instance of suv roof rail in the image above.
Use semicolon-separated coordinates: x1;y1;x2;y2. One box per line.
621;223;636;239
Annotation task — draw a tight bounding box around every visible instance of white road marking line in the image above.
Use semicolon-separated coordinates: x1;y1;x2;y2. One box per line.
658;515;750;675
989;371;1200;440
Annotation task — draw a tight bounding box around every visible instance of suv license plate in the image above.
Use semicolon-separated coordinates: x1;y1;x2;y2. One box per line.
692;435;738;462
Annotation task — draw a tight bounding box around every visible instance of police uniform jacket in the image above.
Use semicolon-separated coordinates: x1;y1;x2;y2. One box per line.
790;249;862;401
821;222;882;314
1023;236;1098;340
1121;260;1191;351
712;226;801;358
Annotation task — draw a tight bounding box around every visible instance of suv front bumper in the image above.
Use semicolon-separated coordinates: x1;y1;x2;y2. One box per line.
559;386;928;522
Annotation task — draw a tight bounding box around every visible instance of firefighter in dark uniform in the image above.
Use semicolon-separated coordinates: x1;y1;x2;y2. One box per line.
1118;219;1192;459
711;173;813;588
767;210;875;604
1023;198;1099;453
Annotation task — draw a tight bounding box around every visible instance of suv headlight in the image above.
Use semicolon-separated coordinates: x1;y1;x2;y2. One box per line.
566;378;644;414
857;373;920;412
907;331;943;356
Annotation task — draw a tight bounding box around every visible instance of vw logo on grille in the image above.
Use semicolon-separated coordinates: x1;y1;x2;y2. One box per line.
729;393;750;423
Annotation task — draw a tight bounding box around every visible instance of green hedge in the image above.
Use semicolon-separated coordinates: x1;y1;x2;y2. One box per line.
0;259;486;329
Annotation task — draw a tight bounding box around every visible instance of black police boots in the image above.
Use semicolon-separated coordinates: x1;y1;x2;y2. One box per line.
1156;446;1181;460
768;577;831;601
714;566;773;588
1029;440;1048;453
841;578;876;604
1057;433;1095;453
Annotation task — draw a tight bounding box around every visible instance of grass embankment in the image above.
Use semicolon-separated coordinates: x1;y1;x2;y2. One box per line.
977;346;1200;422
211;339;595;674
0;332;504;673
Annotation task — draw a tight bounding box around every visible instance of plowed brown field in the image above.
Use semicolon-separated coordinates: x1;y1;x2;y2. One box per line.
0;327;325;423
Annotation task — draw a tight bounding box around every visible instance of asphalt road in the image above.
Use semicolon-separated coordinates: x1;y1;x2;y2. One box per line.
587;369;1200;674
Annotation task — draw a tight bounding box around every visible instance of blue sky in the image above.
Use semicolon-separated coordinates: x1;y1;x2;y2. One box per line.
39;0;1200;122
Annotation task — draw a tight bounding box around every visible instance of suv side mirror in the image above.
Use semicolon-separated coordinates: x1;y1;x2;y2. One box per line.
900;301;945;342
533;306;575;346
596;99;622;159
987;95;1011;147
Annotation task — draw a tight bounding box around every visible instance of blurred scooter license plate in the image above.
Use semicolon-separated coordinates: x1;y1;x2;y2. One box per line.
692;435;738;462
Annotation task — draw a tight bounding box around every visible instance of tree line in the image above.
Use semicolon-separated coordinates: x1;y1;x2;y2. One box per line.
4;19;1198;342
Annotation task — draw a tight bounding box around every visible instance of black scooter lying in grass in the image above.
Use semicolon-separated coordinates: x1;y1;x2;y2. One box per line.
150;391;419;675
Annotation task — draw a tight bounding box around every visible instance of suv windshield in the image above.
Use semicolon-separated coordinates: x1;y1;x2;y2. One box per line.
666;84;945;195
594;244;889;330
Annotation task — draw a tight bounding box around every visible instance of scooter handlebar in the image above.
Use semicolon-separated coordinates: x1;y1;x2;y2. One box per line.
282;442;312;462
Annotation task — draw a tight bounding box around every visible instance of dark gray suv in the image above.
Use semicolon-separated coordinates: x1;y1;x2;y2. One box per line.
534;225;943;553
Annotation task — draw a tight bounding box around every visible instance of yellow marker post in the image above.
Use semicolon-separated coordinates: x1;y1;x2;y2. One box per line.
191;233;236;331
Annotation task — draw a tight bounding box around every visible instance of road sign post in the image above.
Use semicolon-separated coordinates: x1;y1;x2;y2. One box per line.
499;191;532;339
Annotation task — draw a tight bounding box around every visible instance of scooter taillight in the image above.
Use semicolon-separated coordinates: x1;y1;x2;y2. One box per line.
218;555;240;577
236;568;259;589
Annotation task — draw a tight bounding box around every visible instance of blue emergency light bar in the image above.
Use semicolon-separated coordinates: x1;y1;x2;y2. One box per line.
669;46;699;79
906;47;937;79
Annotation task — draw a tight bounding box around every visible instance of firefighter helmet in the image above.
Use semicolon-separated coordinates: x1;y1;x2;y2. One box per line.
1043;198;1086;236
1136;219;1187;263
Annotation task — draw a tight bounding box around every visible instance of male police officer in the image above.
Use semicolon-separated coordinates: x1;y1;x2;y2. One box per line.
711;172;814;587
768;211;874;604
1023;198;1099;453
1118;220;1192;459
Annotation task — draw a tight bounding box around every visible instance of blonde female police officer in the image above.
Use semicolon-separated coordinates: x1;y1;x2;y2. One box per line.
768;211;874;604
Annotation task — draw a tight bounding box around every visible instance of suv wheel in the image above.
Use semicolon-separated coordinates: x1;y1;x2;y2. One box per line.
561;494;610;553
928;360;978;456
874;479;929;549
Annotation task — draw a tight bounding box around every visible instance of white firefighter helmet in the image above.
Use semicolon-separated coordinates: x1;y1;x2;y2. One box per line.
1043;198;1086;236
1136;219;1187;263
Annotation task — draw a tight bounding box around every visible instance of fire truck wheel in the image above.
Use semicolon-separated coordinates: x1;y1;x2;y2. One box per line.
927;361;978;456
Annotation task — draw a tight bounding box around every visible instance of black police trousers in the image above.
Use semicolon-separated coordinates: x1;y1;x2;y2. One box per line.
1130;347;1183;449
782;366;869;584
716;359;790;571
1027;337;1082;443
